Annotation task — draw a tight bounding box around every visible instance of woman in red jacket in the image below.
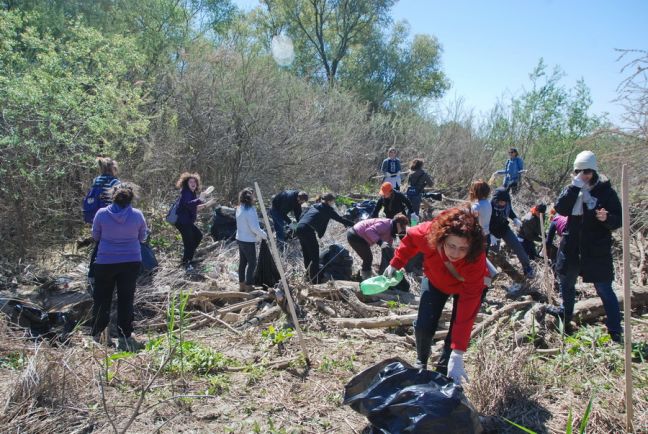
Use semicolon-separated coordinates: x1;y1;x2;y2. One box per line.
384;207;487;384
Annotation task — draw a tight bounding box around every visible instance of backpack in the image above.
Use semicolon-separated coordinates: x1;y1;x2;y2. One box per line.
82;177;119;223
165;198;180;225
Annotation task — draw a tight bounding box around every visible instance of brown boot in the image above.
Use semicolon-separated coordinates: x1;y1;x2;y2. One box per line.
239;282;254;292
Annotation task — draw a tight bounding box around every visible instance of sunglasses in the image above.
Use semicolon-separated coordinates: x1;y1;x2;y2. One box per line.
574;169;593;175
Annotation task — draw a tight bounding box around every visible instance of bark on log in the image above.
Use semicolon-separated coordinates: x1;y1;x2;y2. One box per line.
573;286;648;323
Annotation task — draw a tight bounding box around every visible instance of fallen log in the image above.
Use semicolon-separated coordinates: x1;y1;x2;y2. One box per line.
573;286;648;323
331;309;487;329
331;313;417;329
309;281;416;305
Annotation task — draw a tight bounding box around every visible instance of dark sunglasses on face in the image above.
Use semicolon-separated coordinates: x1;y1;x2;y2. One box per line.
574;169;593;175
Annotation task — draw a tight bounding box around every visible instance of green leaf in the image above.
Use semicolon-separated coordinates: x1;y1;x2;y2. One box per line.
503;417;537;434
579;396;594;434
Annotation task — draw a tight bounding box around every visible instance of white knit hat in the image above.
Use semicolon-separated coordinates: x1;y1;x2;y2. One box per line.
573;150;598;171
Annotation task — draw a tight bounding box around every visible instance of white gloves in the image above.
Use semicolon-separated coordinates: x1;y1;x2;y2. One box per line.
288;222;298;231
513;218;522;228
489;235;499;247
447;350;468;385
259;231;268;241
383;265;397;278
571;172;585;188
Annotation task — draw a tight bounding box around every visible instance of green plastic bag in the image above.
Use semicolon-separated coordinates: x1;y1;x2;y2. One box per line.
360;271;404;295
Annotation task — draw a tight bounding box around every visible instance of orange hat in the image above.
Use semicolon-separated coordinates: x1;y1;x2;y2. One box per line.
380;182;393;196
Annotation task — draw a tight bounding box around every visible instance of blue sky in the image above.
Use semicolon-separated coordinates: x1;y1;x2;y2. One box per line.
233;0;647;125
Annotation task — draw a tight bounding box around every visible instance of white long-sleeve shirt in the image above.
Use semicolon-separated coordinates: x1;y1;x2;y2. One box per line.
471;199;492;236
235;205;267;242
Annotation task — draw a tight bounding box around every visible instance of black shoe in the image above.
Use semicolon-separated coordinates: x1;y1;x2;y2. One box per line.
610;332;623;343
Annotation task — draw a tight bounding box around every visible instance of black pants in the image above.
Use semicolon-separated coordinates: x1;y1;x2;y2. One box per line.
176;222;203;264
346;228;373;271
237;240;257;284
91;262;140;338
414;278;459;374
296;224;320;283
88;242;99;279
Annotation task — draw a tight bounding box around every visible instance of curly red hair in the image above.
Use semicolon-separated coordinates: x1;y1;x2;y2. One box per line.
426;207;484;262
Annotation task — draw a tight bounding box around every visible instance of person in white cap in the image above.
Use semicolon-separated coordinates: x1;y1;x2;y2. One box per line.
547;150;623;341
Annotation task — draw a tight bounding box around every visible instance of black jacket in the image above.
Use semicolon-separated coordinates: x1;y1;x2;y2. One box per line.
554;178;621;283
271;190;303;223
298;203;353;238
518;212;542;242
407;169;434;193
489;188;518;238
371;191;413;219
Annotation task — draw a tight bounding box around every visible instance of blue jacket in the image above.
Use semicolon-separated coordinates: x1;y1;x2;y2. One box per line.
176;187;203;225
497;156;524;186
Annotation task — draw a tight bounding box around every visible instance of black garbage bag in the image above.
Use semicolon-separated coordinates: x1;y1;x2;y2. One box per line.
344;358;483;434
210;206;237;242
344;200;377;222
140;242;158;275
319;244;353;281
378;246;410;292
0;298;77;341
254;240;280;288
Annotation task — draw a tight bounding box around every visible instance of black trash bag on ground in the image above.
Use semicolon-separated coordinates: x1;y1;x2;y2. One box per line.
254;240;280;288
344;200;377;222
319;244;353;281
139;242;158;275
378;246;410;292
0;298;77;341
210;206;237;242
344;358;483;434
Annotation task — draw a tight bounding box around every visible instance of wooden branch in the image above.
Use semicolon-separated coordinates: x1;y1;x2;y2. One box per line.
216;297;266;314
241;305;282;328
471;299;533;339
337;285;389;317
191;311;241;336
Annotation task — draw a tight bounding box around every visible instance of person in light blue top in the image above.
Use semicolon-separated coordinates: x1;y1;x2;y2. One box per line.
495;147;524;194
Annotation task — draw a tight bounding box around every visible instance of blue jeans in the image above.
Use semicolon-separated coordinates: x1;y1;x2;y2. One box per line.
558;265;622;335
270;208;287;245
408;193;422;216
500;227;530;270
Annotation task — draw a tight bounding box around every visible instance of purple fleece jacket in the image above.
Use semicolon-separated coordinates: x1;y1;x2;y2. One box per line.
352;218;394;246
92;204;148;264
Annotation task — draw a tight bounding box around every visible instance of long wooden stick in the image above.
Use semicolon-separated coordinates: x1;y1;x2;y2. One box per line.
621;164;634;432
538;213;551;271
254;182;310;364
